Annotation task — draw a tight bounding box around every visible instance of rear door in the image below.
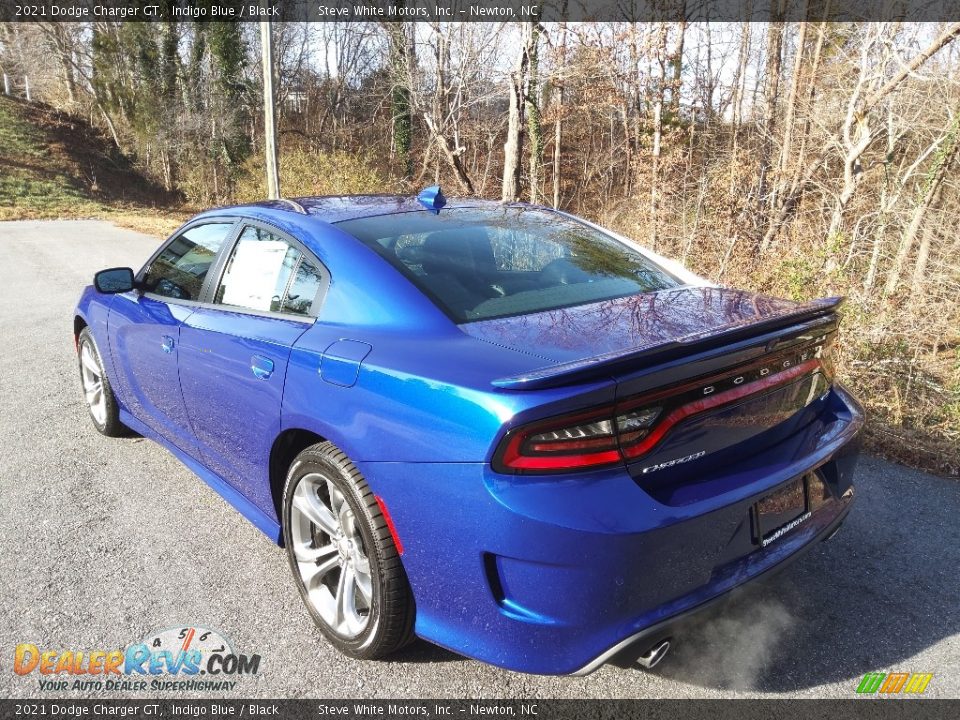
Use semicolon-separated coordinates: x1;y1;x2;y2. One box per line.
177;221;327;510
109;221;237;452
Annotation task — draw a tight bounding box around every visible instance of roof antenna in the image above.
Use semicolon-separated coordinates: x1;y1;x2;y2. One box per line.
417;185;446;214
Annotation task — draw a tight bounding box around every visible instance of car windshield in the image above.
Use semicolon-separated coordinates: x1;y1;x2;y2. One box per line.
335;207;680;322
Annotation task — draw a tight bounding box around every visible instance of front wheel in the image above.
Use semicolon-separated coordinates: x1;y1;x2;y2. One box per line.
282;442;415;659
77;327;127;437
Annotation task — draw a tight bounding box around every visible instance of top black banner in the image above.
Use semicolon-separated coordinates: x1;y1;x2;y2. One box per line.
3;0;960;23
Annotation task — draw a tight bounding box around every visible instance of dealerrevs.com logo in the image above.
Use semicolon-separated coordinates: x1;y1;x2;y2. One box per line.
14;626;261;692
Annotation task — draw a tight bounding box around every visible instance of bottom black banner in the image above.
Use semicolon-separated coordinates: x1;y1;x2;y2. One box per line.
1;699;956;720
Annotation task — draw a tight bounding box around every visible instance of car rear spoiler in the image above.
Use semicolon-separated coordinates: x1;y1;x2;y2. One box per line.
491;296;845;391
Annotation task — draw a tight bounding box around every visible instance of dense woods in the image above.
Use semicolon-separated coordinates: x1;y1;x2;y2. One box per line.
1;20;958;473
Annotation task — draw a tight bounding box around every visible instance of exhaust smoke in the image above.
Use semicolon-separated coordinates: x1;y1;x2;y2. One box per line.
663;591;795;690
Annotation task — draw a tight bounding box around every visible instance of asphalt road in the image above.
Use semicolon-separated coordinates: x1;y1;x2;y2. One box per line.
0;219;957;700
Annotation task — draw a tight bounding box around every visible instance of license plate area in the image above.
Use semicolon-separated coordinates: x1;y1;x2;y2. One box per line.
753;472;830;547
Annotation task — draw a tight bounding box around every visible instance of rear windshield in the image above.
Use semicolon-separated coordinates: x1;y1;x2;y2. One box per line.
335;208;679;322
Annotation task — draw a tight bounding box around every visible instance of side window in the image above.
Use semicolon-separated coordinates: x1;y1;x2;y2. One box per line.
142;223;234;300
214;226;323;317
280;254;324;316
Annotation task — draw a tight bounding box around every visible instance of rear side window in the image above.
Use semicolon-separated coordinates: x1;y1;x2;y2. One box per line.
336;208;679;322
143;223;234;300
213;225;323;317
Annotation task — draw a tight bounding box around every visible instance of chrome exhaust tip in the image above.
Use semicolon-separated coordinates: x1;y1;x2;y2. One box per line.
636;638;671;669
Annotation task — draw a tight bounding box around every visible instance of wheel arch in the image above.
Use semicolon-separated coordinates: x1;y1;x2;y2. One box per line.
73;314;88;349
268;427;327;536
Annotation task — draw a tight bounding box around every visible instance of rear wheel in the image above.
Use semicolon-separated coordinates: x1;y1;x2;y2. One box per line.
282;442;415;659
77;327;127;437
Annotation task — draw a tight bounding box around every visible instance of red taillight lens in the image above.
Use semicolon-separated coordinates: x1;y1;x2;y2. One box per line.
497;408;622;471
495;404;663;473
493;332;836;475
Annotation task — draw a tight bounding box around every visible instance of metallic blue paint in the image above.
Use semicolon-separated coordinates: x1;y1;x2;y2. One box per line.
177;306;311;514
74;196;864;675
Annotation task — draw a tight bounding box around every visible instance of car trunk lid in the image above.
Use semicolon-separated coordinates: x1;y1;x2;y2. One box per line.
481;287;843;480
461;286;841;390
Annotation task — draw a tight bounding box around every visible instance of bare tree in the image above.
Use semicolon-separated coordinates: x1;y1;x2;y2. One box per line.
503;22;536;202
885;110;960;296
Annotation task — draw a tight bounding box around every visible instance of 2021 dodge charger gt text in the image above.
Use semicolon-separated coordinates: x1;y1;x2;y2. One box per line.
74;188;863;675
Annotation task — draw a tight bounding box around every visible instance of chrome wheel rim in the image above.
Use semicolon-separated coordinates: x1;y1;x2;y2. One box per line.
80;340;107;426
290;473;373;638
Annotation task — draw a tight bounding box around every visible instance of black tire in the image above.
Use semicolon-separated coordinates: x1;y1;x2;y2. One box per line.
77;327;128;437
282;442;415;659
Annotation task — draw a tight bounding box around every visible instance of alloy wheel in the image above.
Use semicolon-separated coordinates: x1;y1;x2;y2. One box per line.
79;339;107;426
289;472;373;639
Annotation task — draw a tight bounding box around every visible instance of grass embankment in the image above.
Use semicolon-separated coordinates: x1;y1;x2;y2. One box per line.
0;95;186;235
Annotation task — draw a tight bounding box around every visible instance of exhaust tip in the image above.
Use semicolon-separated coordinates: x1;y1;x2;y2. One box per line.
636;638;671;670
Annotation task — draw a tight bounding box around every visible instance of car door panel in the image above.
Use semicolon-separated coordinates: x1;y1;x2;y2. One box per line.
107;293;198;452
177;308;310;514
105;220;237;454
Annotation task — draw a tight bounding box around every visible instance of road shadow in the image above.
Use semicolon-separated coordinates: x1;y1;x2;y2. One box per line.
390;638;465;666
649;456;959;692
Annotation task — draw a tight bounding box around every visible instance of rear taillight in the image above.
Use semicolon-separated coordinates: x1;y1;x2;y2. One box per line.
493;333;835;474
497;407;623;471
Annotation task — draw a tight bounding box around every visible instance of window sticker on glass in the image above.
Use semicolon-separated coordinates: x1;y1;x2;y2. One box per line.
219;236;293;312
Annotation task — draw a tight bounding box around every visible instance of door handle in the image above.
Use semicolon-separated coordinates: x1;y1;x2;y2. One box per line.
161;335;175;354
251;355;274;380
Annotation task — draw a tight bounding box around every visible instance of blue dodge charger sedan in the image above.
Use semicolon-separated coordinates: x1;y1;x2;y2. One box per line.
74;188;863;675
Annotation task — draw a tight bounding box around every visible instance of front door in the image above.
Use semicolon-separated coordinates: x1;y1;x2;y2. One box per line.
108;221;235;452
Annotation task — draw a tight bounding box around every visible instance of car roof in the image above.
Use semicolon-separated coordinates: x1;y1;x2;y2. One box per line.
223;194;508;225
179;194;533;334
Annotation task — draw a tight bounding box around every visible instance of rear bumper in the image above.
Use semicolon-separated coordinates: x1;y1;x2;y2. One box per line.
570;487;853;675
359;383;864;675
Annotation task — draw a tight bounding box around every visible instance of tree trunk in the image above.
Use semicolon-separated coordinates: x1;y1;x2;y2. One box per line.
728;22;751;195
385;20;414;180
552;20;567;209
668;14;686;118
527;23;543;204
756;6;785;218
56;36;76;104
778;19;807;180
910;214;940;297
502;23;532;202
260;20;280;199
865;108;896;291
650;22;669;251
97;103;121;150
885;122;959;295
424;114;475;194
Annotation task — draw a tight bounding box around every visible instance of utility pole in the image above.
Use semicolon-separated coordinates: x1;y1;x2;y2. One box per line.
260;17;280;199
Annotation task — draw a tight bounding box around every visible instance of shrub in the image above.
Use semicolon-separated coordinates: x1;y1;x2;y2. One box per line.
232;148;392;202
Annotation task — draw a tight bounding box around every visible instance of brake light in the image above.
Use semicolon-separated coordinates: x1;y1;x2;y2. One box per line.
497;407;623;471
493;334;835;474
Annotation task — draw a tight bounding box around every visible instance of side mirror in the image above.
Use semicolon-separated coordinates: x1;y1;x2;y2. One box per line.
94;267;135;294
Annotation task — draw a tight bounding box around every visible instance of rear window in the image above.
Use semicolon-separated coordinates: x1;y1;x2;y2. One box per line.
335;208;679;322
